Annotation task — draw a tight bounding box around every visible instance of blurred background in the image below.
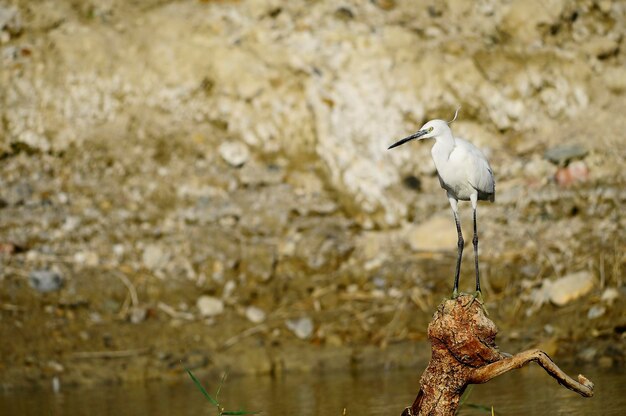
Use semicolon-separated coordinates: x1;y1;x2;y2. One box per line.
1;0;624;414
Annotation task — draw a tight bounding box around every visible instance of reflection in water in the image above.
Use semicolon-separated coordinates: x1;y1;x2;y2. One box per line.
1;365;623;415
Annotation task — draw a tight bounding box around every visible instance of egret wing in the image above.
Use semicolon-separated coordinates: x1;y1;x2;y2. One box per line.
456;139;495;199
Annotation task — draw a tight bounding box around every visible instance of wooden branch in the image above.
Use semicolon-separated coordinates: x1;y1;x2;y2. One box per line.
470;349;594;397
401;295;594;416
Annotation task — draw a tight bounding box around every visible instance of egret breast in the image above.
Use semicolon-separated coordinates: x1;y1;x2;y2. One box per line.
436;164;476;201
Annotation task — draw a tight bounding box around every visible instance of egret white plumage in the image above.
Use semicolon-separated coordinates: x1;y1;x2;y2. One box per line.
388;109;495;298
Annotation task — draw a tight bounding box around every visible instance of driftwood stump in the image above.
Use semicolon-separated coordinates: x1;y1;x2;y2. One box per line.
402;295;594;416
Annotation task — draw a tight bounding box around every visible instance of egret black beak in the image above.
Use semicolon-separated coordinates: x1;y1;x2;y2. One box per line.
387;130;428;150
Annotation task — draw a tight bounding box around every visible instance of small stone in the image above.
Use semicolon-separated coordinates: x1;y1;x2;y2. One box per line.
223;280;236;298
29;270;63;293
555;161;589;187
0;242;18;255
388;287;403;299
73;251;99;267
130;307;147;324
52;377;61;394
371;289;385;299
89;312;103;324
239;162;285;186
142;244;168;270
113;244;125;257
0;5;21;37
587;305;606;320
46;361;64;373
286;317;314;340
196;296;224;317
62;216;81;232
372;277;386;289
548;271;594;306
245;306;266;323
218;141;250;167
544;144;588;166
211;261;225;282
601;288;619;305
577;347;597;362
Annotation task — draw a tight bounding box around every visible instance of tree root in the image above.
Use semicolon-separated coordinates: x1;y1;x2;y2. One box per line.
401;295;594;416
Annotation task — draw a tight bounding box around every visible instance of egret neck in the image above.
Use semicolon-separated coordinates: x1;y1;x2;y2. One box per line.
430;126;455;168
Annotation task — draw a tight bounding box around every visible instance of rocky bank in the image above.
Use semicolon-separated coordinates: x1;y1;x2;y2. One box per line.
0;0;624;389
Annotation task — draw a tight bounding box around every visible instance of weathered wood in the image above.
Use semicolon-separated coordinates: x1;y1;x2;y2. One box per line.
402;295;594;416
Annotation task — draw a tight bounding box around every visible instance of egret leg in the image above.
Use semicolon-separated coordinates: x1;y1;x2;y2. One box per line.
471;194;481;294
449;195;463;298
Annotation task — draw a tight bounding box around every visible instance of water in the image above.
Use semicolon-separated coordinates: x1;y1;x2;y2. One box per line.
1;365;623;415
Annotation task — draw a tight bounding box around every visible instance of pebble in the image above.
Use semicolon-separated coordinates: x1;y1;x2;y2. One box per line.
372;277;386;289
239;162;284;186
218;141;250;167
544;144;588;166
543;324;555;335
196;296;224;317
29;270;64;293
52;377;61;394
587;305;606;320
555;161;589;187
130;307;147;324
548;271;594;306
62;216;81;232
89;312;103;324
0;5;21;37
47;360;64;373
142;244;168;270
577;347;597;362
601;287;619;305
245;306;266;323
388;287;403;299
0;242;18;255
113;244;125;257
223;280;236;298
73;251;99;266
286;317;313;340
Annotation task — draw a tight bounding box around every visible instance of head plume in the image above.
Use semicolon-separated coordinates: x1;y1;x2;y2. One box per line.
447;106;461;125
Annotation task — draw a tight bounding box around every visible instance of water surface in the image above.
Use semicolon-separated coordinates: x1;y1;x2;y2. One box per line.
1;365;622;415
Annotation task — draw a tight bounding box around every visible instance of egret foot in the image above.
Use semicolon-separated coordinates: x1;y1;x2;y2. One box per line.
465;291;488;315
451;289;460;299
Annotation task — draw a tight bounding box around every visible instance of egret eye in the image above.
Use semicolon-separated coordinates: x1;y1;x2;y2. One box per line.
428;127;434;133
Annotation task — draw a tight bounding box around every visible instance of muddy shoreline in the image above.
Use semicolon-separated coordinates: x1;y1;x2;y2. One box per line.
1;0;625;391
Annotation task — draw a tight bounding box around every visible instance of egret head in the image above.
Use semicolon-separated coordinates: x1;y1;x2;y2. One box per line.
387;119;450;149
388;107;460;150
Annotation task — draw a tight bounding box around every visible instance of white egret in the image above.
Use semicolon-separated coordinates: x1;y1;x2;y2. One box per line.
388;109;495;298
